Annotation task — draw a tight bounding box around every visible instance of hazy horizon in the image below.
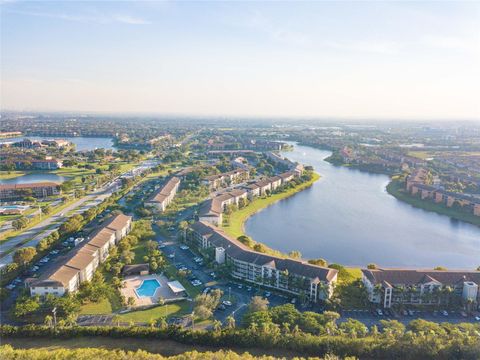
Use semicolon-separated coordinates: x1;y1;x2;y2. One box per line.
1;1;479;120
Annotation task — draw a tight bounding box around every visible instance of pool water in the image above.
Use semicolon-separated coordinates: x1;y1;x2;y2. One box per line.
135;279;161;297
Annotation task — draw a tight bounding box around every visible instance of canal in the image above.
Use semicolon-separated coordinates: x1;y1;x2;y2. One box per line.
245;144;480;268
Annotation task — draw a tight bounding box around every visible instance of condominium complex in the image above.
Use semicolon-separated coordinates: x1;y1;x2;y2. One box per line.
0;182;61;200
202;169;249;190
362;268;480;309
29;213;132;297
188;221;338;302
198;171;297;226
144;177;181;212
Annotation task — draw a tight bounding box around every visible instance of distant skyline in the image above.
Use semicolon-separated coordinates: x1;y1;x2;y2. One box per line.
1;1;479;120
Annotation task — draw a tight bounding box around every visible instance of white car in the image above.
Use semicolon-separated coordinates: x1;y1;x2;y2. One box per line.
222;300;232;306
168;254;175;259
180;245;189;250
442;310;449;316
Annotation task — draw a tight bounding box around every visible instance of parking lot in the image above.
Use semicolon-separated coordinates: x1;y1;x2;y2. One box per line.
158;231;291;325
340;308;480;327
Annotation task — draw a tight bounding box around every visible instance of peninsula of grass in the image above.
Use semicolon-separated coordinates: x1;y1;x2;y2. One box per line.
387;179;480;227
0;171;25;180
222;172;320;239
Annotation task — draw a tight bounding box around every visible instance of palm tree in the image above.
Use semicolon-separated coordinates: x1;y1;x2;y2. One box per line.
213;320;222;332
111;315;121;326
44;315;53;328
225;315;235;329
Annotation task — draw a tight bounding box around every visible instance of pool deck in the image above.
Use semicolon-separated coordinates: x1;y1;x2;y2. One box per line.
121;274;180;307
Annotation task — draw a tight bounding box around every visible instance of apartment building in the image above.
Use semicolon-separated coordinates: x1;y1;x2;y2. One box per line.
0;182;60;200
362;268;480;309
144;177;181;212
189;221;338;302
202;169;249;190
29;213;132;297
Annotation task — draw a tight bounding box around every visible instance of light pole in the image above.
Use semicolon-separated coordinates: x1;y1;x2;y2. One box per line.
52;307;57;331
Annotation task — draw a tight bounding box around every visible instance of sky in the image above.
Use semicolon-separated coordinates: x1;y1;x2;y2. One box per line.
1;1;479;120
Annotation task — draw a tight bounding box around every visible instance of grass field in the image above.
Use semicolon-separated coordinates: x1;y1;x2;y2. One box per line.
387;180;480;227
0;171;26;179
118;301;191;323
222;172;320;239
78;298;113;315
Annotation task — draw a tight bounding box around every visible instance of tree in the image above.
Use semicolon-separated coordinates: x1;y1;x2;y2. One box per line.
288;250;302;259
434;266;447;271
13;247;37;267
111;315;121;326
367;263;377;269
127;297;136;308
308;258;328;267
13;296;40;318
207;319;220;334
178;221;188;241
12;217;29;231
225;315;236;329
41;315;53;329
248;296;269;313
194;305;212;320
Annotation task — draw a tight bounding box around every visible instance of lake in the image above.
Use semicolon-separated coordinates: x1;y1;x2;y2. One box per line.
0;173;69;185
245;144;480;269
0;136;115;151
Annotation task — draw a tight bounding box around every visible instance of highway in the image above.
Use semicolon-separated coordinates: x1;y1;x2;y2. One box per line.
0;160;159;268
0;180;121;268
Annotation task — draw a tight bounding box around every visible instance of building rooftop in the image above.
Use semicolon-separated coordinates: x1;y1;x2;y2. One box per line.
190;221;337;283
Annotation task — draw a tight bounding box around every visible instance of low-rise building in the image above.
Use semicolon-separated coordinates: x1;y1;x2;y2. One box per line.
144;177;181;212
29;213;132;297
188;221;338;302
362;268;480;309
0;182;60;200
202;169;249;190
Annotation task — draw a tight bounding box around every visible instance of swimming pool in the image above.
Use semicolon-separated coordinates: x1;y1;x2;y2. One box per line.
135;279;161;298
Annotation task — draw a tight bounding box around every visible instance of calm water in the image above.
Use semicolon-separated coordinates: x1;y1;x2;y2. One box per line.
245;144;480;268
0;173;69;185
0;136;115;151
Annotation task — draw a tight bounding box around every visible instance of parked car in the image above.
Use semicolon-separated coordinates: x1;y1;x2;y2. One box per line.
376;309;383;316
264;291;271;297
222;300;232;306
168;254;175;259
442;310;449;316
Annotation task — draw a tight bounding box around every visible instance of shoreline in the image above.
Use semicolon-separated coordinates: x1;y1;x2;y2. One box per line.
222;172;321;241
386;179;480;228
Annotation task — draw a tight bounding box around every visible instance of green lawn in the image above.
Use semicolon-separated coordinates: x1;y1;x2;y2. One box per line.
79;298;113;315
118;301;191;323
0;171;25;179
223;172;320;239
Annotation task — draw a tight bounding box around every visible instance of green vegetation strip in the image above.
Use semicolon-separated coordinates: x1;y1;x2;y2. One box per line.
387;180;480;227
223;172;320;239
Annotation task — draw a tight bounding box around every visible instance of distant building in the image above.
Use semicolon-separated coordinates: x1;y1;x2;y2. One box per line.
362;268;480;309
0;182;60;200
144;177;181;212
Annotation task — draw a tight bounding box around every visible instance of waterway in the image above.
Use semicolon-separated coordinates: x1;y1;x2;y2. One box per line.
0;136;115;151
245;144;480;268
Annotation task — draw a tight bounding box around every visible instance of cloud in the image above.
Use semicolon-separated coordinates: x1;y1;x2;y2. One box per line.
112;15;151;25
7;10;151;25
